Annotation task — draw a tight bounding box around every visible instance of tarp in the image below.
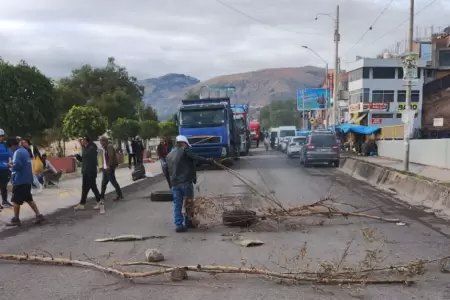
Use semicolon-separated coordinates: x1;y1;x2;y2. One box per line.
335;123;381;135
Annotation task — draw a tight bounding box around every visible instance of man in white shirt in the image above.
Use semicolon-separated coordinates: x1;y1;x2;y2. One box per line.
125;138;137;169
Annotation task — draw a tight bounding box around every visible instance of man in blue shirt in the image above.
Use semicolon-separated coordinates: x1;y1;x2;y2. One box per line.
6;138;45;227
0;129;14;210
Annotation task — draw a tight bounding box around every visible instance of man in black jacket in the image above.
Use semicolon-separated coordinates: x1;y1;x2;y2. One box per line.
74;137;101;210
166;135;213;233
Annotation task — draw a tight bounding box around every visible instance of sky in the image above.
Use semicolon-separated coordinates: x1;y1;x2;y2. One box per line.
0;0;448;81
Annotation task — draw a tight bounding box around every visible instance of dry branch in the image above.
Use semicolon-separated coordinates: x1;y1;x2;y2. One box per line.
0;253;413;285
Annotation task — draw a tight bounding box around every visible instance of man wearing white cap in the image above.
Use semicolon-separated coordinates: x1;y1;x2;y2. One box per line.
166;135;213;232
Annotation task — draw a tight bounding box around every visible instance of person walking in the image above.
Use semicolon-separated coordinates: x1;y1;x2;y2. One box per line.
0;129;13;210
99;136;123;204
125;137;137;169
166;135;213;233
6;138;45;227
135;136;145;165
74;137;101;210
157;137;172;188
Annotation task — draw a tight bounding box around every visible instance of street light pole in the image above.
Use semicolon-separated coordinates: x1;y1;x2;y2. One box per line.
333;5;340;127
403;0;415;172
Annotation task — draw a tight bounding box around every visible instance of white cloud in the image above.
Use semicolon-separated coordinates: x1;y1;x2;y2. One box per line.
0;0;448;80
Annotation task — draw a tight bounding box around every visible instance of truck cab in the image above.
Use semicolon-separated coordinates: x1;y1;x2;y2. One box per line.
231;104;250;156
178;97;239;164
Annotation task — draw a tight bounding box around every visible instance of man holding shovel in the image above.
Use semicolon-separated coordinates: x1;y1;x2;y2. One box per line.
166;135;213;233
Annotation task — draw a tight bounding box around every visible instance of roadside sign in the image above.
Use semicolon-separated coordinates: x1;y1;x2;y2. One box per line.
401;52;419;82
433;118;444;127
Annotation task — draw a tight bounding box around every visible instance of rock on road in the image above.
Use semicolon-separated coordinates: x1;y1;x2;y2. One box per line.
1;148;450;300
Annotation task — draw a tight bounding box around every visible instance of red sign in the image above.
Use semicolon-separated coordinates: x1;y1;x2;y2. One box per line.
362;103;388;111
371;118;382;124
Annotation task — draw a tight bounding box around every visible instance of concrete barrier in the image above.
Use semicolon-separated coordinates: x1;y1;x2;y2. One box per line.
340;157;450;217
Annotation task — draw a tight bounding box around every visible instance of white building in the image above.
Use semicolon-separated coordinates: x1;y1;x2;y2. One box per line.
346;56;427;128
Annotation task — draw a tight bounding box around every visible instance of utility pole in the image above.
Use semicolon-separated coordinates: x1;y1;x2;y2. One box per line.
332;5;340;127
403;0;415;171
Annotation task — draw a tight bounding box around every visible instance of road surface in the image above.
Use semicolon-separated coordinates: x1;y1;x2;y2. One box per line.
1;148;450;300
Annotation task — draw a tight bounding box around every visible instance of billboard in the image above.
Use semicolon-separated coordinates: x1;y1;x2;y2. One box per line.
297;88;331;111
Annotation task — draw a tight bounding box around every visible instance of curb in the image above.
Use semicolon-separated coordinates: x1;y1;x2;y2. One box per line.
339;156;450;218
0;173;165;238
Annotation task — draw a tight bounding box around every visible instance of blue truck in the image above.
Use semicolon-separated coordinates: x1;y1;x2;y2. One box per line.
178;97;240;164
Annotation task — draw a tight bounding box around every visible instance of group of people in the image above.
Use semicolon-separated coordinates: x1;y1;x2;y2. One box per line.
73;135;124;212
0;130;45;226
124;137;145;169
0;129;126;225
157;135;214;233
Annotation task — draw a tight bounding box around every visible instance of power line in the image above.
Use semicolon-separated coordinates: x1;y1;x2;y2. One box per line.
214;0;317;36
365;0;439;48
342;0;396;57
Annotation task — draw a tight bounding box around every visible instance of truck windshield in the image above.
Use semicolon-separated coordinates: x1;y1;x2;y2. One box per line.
234;118;245;130
180;108;225;128
280;130;296;137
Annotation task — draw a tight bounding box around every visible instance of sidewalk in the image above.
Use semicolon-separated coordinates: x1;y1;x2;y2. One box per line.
0;162;163;228
349;155;450;183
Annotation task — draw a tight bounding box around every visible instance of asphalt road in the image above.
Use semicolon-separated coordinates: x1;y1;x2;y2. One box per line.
1;148;450;300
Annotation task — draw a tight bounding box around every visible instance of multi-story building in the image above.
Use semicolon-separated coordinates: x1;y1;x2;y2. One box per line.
346;56;427;128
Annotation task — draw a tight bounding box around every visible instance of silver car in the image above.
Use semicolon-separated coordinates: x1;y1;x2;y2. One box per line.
299;133;340;167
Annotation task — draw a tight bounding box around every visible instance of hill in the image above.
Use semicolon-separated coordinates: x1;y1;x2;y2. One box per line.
141;66;325;120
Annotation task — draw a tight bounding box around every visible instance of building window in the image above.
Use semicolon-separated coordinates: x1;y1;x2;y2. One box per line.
372;67;396;79
362;67;370;79
397;90;420;102
372;90;395;103
372;114;393;118
397;68;403;79
349;68;363;82
439;50;450;67
349;88;370;104
362;88;370;103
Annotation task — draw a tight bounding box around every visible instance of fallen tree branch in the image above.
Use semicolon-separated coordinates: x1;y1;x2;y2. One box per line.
116;260;413;285
261;201;403;224
0;254;413;285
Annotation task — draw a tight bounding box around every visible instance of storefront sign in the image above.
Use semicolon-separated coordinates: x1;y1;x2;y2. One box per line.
362;103;388;111
371;118;382;124
397;102;419;111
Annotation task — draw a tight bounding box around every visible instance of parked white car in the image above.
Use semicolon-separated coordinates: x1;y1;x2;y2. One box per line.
287;136;307;158
281;136;295;153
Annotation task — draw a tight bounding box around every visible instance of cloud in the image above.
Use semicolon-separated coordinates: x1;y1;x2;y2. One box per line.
0;0;448;80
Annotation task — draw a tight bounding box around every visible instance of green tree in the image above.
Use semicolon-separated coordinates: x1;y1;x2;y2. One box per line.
139;120;159;140
56;57;145;126
159;120;178;137
137;102;158;122
111;118;141;140
185;91;200;100
0;60;57;136
259;99;304;128
62;106;108;139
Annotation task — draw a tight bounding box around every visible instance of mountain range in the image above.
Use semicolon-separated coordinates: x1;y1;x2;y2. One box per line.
140;66;326;120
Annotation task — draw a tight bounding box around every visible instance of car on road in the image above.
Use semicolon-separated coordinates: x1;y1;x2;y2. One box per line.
287;136;306;158
280;136;295;153
299;132;340;167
